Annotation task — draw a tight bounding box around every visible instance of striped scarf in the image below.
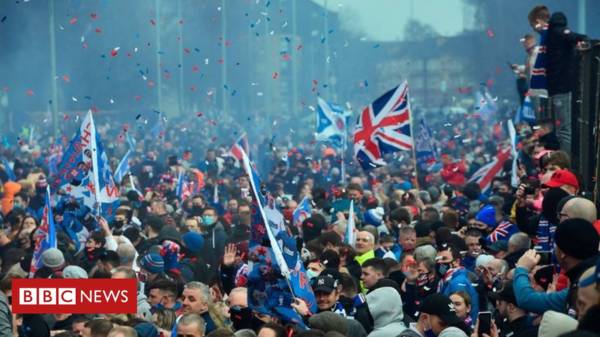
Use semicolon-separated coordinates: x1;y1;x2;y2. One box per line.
530;26;549;98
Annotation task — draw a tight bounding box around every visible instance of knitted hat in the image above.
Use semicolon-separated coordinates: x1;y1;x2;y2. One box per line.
364;208;384;227
308;311;349;335
439;327;468;337
182;232;204;253
140;253;164;274
63;265;88;279
475;205;496;227
134;322;159;337
555;218;600;260
41;248;65;269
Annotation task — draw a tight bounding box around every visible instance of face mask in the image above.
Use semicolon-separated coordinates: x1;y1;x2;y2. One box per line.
416;273;429;287
230;307;253;330
112;219;124;229
201;215;216;226
191;205;204;216
12;203;22;210
437;263;451;276
306;269;320;280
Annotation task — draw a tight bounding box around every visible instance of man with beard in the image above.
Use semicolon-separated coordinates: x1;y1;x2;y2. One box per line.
491;283;537;337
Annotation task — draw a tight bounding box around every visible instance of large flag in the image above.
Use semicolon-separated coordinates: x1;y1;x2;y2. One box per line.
114;149;132;185
240;144;317;323
0;156;16;181
344;200;356;247
51;111;120;220
475;85;498;116
316;97;346;148
415;119;437;168
29;186;57;277
467;147;511;194
353;82;413;170
507;120;519;188
230;132;250;162
292;197;312;231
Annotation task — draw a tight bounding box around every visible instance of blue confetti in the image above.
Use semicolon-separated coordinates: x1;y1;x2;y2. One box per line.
373;44;380;48
1;16;7;23
328;29;334;34
231;90;237;96
320;36;326;43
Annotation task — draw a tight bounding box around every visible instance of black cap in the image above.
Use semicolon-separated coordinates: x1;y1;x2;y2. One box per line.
419;294;461;325
489;283;517;305
312;275;338;294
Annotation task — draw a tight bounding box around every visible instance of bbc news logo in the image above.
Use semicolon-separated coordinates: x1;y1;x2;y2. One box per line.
12;279;137;314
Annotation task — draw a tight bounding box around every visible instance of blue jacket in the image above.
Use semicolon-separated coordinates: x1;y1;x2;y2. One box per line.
512;267;567;314
440;268;479;322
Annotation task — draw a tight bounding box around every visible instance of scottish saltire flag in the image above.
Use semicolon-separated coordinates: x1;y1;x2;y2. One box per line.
508;120;519;188
292;197;312;231
475;86;498;116
114;149;132;185
514;95;536;124
29;186;57;277
486;220;519;244
0;156;16;181
468;148;511;194
51;111;120;221
230;132;250;162
353;82;413;170
415;119;437;168
345;200;356;247
316;97;346;147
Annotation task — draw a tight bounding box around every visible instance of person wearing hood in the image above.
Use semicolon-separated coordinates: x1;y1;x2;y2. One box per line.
199;207;227;280
435;244;479;322
545;11;588;153
365;286;405;337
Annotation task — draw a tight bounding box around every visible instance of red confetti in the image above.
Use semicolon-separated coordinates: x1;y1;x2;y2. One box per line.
190;86;197;92
90;13;98;20
134;95;141;101
82;43;88;49
69;17;78;25
486;79;494;87
272;72;279;79
90;105;99;113
95;27;102;33
150;19;156;26
184;48;190;54
282;54;290;61
218;59;224;64
63;114;70;120
62;75;70;82
110;48;118;57
25;89;34;96
486;29;495;38
192;65;199;72
179;19;184;24
225;40;231;47
148;80;155;87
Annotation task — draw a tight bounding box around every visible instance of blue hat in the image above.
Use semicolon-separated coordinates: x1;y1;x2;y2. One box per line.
364;208;384;227
476;205;496;227
140;253;164;274
182;232;205;253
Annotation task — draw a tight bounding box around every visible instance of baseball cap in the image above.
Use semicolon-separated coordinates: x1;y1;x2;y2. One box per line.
489;283;517;305
419;294;461;325
543;169;579;190
312;275;338;294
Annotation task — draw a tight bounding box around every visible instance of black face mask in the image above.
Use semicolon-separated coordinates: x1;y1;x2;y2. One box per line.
229;307;264;332
191;205;204;216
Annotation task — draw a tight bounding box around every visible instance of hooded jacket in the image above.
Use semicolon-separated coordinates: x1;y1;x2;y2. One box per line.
546;12;588;95
365;287;406;337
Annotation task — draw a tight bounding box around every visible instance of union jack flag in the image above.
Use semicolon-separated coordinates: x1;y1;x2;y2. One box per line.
230;132;250;162
468;147;511;194
353;82;413;170
486;220;518;243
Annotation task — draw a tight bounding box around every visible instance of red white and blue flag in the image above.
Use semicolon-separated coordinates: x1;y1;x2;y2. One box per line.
486;220;518;244
353;82;413;170
468;147;511;194
230;132;250;162
29;186;57;277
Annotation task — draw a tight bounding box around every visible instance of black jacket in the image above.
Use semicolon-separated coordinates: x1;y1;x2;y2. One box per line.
546;12;588;96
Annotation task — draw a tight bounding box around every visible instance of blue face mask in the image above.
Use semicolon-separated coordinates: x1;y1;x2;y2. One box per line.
201;215;216;226
306;269;319;280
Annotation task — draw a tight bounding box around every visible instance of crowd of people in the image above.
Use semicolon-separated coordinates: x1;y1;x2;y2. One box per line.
0;4;598;337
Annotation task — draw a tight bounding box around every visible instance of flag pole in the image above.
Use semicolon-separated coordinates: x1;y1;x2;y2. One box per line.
88;111;102;216
407;85;420;190
341;120;346;185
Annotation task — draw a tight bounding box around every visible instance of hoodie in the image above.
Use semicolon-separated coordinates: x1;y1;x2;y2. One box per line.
366;287;406;337
546;12;588;96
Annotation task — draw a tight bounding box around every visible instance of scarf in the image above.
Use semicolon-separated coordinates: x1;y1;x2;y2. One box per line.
529;26;549;98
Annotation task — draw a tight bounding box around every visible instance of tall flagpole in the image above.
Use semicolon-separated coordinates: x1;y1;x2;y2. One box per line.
155;0;163;114
407;83;420;190
341;118;346;185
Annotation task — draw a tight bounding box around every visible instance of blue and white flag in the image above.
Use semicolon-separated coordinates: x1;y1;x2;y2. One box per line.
292;197;312;231
345;200;356;247
514;95;536;124
0;156;16;181
316;97;346;148
508;120;519;188
51;111;120;221
475;85;498;116
114;149;132;185
29;186;57;277
415;119;437;168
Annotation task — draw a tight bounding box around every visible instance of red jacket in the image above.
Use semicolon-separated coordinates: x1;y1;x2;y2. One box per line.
440;162;467;187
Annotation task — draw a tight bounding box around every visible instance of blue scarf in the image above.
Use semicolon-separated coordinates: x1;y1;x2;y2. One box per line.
530;26;548;98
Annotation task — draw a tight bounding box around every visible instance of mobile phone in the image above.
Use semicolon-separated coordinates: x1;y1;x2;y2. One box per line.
478;311;492;337
538;251;552;265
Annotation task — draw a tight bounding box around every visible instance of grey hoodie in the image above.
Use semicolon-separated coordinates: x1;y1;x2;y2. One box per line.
366;287;406;337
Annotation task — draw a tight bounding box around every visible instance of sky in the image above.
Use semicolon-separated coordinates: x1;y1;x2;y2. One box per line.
311;0;468;41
